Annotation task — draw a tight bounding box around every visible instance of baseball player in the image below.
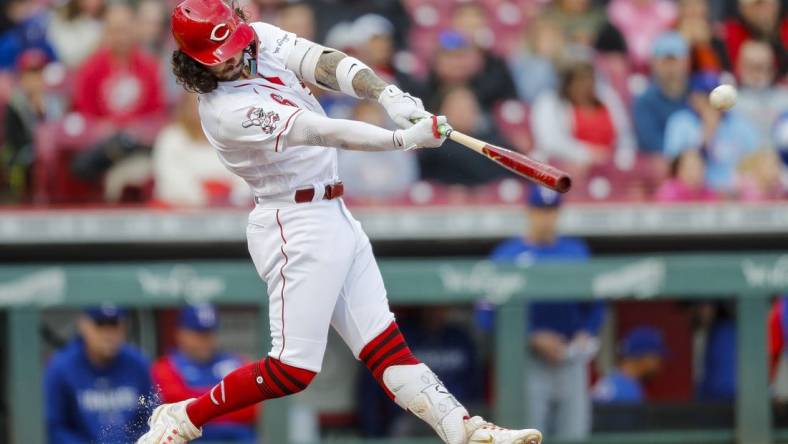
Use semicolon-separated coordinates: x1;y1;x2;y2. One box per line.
137;1;542;443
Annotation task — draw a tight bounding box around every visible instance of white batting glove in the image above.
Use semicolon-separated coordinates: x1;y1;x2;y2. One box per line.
378;85;431;129
395;115;449;150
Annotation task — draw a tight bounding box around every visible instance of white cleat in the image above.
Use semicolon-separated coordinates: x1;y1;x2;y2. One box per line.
136;399;202;444
464;416;542;444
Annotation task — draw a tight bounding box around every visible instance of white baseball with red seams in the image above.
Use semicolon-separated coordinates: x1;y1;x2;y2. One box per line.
199;22;395;372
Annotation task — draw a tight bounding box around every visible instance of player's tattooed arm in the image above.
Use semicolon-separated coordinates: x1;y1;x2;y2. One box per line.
313;51;388;100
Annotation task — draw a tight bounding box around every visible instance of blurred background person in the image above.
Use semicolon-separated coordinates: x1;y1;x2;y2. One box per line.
337;100;418;203
509;18;565;104
47;0;104;69
152;92;249;207
531;58;635;173
735;39;788;138
632;32;691;157
607;0;678;72
1;49;50;203
676;0;732;73
593;327;667;403
482;185;604;440
151;305;257;442
358;307;482;438
0;0;55;70
695;302;737;401
655;149;719;202
44;306;152;443
736;149;786;200
664;71;761;193
136;0;167;55
71;1;165;125
417;86;512;190
721;0;788;76
542;0;608;47
274;1;316;42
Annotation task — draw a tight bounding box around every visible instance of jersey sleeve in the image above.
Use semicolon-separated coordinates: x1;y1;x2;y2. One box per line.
202;94;304;153
251;22;298;67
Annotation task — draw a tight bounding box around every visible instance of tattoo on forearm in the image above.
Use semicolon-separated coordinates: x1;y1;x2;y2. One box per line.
313;51;343;91
303;127;326;147
352;69;388;100
313;51;388;99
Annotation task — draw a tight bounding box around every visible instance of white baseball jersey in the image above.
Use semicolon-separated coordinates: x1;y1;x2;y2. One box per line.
198;22;339;197
197;22;395;372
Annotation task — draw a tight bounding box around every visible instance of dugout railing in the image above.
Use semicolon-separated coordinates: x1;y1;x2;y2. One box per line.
2;253;784;444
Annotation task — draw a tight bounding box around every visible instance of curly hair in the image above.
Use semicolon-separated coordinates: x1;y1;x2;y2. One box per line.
171;6;250;94
172;50;219;94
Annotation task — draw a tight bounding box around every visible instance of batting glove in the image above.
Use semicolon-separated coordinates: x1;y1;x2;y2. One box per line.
378;85;431;129
395;115;449;150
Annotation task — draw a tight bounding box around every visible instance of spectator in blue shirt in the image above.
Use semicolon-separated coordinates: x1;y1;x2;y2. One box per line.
479;185;604;440
44;305;153;444
0;0;56;71
151;304;257;442
664;71;761;192
593;327;666;403
632;32;690;154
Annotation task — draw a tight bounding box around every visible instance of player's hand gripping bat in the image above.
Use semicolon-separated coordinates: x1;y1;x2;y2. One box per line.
437;124;572;193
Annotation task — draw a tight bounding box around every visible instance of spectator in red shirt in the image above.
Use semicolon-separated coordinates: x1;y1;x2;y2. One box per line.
72;1;165;125
721;0;788;76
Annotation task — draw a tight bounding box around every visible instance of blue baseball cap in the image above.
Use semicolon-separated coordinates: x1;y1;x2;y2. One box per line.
438;30;470;51
527;185;562;208
84;304;127;323
651;32;689;58
690;71;721;94
620;327;666;358
178;304;218;332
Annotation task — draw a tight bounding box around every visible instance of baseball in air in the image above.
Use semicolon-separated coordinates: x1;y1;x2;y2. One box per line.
709;84;737;111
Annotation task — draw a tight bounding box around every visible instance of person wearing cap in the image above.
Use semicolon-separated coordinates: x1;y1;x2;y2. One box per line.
664;70;761;192
2;48;50;202
44;305;153;443
632;31;691;155
151;305;257;442
477;186;604;440
592;327;666;404
0;0;57;70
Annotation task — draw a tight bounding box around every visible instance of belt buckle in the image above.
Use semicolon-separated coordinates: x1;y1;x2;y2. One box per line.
325;182;343;200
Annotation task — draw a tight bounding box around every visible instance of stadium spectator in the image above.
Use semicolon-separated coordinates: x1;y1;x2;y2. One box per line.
44;305;152;443
1;49;50;202
481;185;604;440
736;149;786;200
509;18;565;104
632;32;691;155
422;30;516;110
72;2;165;125
676;0;732;73
735;40;788;137
721;0;788;76
542;0;608;47
664;71;761;192
358;307;482;438
0;0;56;70
136;0;167;54
417;86;512;188
352;14;397;84
337;100;418;202
592;327;666;403
274;1;316;42
531;58;635;172
655;149;719;202
608;0;678;71
46;0;104;68
451;3;494;51
151;305;257;442
152;92;248;207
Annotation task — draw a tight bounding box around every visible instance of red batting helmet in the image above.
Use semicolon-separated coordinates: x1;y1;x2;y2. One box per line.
171;0;254;66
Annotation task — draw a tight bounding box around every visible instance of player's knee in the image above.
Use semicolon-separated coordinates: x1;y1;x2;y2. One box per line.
257;357;316;397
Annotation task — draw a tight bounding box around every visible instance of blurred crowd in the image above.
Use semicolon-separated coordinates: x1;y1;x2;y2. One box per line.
0;0;787;206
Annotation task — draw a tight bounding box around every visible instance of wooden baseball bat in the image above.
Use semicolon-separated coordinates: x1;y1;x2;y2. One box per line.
441;127;572;193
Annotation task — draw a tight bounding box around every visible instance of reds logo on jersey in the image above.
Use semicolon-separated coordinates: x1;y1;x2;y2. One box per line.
242;107;281;134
